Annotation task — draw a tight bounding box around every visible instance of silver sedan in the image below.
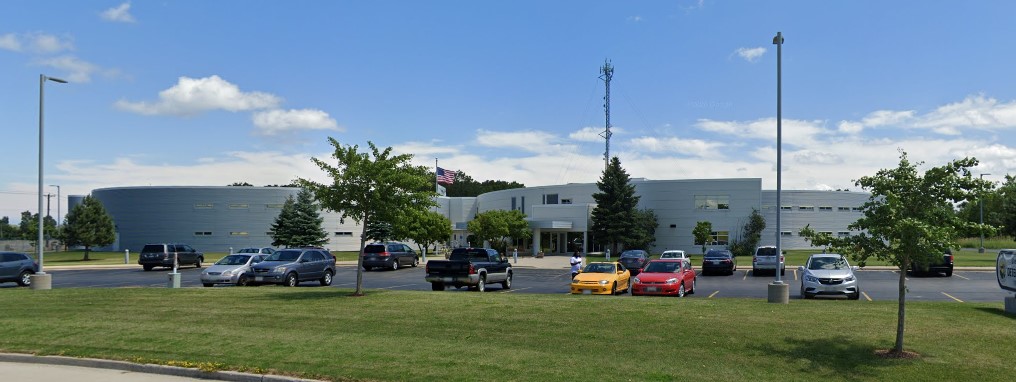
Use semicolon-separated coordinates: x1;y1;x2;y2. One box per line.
200;254;267;287
799;254;860;300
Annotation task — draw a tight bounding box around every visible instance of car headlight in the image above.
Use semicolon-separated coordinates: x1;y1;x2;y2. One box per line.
632;277;641;284
599;280;609;285
274;266;288;273
804;274;818;282
845;275;855;282
665;278;678;284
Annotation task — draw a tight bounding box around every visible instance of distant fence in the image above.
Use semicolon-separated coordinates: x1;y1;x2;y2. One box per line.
0;239;61;252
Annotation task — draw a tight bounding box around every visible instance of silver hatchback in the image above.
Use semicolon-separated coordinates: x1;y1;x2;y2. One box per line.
799;254;860;300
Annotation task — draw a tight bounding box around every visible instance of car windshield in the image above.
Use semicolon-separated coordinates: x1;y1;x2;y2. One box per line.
215;255;251;265
808;256;849;270
620;251;643;258
583;263;615;273
265;250;301;262
643;262;679;273
236;248;261;254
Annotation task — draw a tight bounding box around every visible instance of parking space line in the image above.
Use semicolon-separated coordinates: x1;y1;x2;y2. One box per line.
793;268;798;281
862;291;872;301
708;291;719;298
941;292;964;303
954;274;969;280
501;287;532;293
742;271;748;280
378;283;418;290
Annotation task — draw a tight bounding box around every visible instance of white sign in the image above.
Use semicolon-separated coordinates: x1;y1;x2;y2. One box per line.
998;249;1016;293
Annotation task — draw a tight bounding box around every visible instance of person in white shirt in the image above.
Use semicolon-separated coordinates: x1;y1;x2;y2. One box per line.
570;251;583;279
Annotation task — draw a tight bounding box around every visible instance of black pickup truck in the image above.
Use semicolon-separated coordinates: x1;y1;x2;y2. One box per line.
425;247;513;292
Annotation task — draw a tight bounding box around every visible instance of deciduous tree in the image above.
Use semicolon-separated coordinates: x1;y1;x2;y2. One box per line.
396;209;452;259
62;196;116;260
466;209;531;254
301;138;435;296
799;151;994;356
693;221;712;254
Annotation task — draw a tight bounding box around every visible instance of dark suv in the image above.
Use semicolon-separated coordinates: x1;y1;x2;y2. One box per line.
0;252;38;287
362;242;419;271
138;243;204;271
247;248;336;287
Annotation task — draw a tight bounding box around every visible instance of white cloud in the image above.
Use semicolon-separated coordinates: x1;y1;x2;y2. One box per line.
475;130;576;153
101;2;137;23
115;75;283;116
627;136;725;158
735;47;766;62
912;95;1016;133
627;16;643;22
252;109;341;135
0;33;21;51
568;126;621;142
34;55;98;83
695;117;826;146
394;141;459;157
837;121;864;134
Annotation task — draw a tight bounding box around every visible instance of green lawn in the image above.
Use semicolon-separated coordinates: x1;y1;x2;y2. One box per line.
0;288;1012;381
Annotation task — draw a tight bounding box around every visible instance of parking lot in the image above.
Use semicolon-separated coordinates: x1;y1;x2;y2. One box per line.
7;264;1009;303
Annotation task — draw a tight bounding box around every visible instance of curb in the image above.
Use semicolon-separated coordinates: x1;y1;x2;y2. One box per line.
0;353;323;382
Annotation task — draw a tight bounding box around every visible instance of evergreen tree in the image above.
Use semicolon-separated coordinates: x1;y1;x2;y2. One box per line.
268;188;329;248
626;208;658;250
62;196;116;261
590;157;640;253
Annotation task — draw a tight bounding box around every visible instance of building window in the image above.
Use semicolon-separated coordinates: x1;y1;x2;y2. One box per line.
334;232;353;237
780;206;792;211
229;231;248;236
521;196;525;214
710;231;729;245
838;231;851;237
852;207;863;212
511;197;517;211
194;231;212;236
267;204;284;209
695;195;730;210
819;206;833;211
820;231;833;236
194;204;213;209
561;198;572;204
780;231;793;237
838;207;851;212
799;206;815;211
544;194;559;205
229;204;249;209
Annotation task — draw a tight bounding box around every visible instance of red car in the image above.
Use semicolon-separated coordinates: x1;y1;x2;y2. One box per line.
631;259;697;297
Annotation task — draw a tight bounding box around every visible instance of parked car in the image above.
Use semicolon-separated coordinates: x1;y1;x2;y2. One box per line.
632;259;696;297
362;242;419;271
909;249;954;277
235;247;275;255
425;247;512;292
200;253;268;287
570;262;631;295
752;245;784;276
246;248;335;287
618;249;651;276
138;243;204;271
659;250;688;260
0;252;38;287
701;249;737;275
799;253;860;300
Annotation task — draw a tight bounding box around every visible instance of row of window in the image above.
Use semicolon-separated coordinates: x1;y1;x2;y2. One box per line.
191;231;356;237
780;231;851;237
193;203;285;209
780;206;862;212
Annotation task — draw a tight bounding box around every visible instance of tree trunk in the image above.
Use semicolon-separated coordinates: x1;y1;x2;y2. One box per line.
354;215;368;296
894;264;907;353
83;246;91;261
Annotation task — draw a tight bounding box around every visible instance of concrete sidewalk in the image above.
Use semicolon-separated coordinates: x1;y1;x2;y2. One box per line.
0;353;321;382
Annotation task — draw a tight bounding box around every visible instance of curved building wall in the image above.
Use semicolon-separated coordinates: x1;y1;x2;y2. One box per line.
91;186;363;252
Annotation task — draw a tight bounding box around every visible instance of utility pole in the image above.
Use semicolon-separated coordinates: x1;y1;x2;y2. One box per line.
45;193;53;218
599;59;614;171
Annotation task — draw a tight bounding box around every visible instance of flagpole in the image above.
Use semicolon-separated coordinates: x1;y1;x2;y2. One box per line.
435;158;439;193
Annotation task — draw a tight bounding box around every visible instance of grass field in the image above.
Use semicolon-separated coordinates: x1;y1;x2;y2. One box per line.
0;288;1012;381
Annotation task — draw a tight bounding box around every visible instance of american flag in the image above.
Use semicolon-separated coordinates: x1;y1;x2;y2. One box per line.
437;167;457;184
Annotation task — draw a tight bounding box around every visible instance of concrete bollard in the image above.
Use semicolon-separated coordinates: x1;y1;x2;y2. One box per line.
30;273;53;290
767;282;789;304
167;272;181;288
124;249;130;264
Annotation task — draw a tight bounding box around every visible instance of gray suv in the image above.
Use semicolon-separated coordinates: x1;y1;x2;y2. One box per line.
138;243;204;271
247;248;335;287
0;252;38;287
362;242;419;271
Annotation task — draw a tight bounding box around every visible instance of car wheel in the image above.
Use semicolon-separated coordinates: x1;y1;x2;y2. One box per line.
285;272;298;287
677;283;686;298
611;282;617;295
626;278;632;294
195;257;203;268
431;283;444;291
502;272;512;289
412;257;419;267
688;278;696;294
849;291;860;300
202;283;213;287
391;260;399;271
237;275;250;287
17;270;32;287
945;268;953;277
477;275;486;292
752;267;758;276
143;265;153;272
363;266;372;272
320;270;333;286
780;268;785;276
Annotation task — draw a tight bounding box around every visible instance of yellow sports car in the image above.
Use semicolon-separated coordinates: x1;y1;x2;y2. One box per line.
570;262;631;295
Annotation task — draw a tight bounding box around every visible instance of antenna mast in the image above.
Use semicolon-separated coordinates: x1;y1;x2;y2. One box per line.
599;59;614;170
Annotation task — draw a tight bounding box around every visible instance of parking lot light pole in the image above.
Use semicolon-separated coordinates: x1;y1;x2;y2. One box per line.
979;173;991;253
768;32;789;304
50;184;61;226
33;74;67;290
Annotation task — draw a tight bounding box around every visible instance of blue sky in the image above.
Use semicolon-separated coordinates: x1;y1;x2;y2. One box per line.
3;1;1016;223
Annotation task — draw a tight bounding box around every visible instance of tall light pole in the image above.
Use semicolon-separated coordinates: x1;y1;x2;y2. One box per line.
50;184;61;226
768;31;789;304
34;74;67;290
979;173;991;253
